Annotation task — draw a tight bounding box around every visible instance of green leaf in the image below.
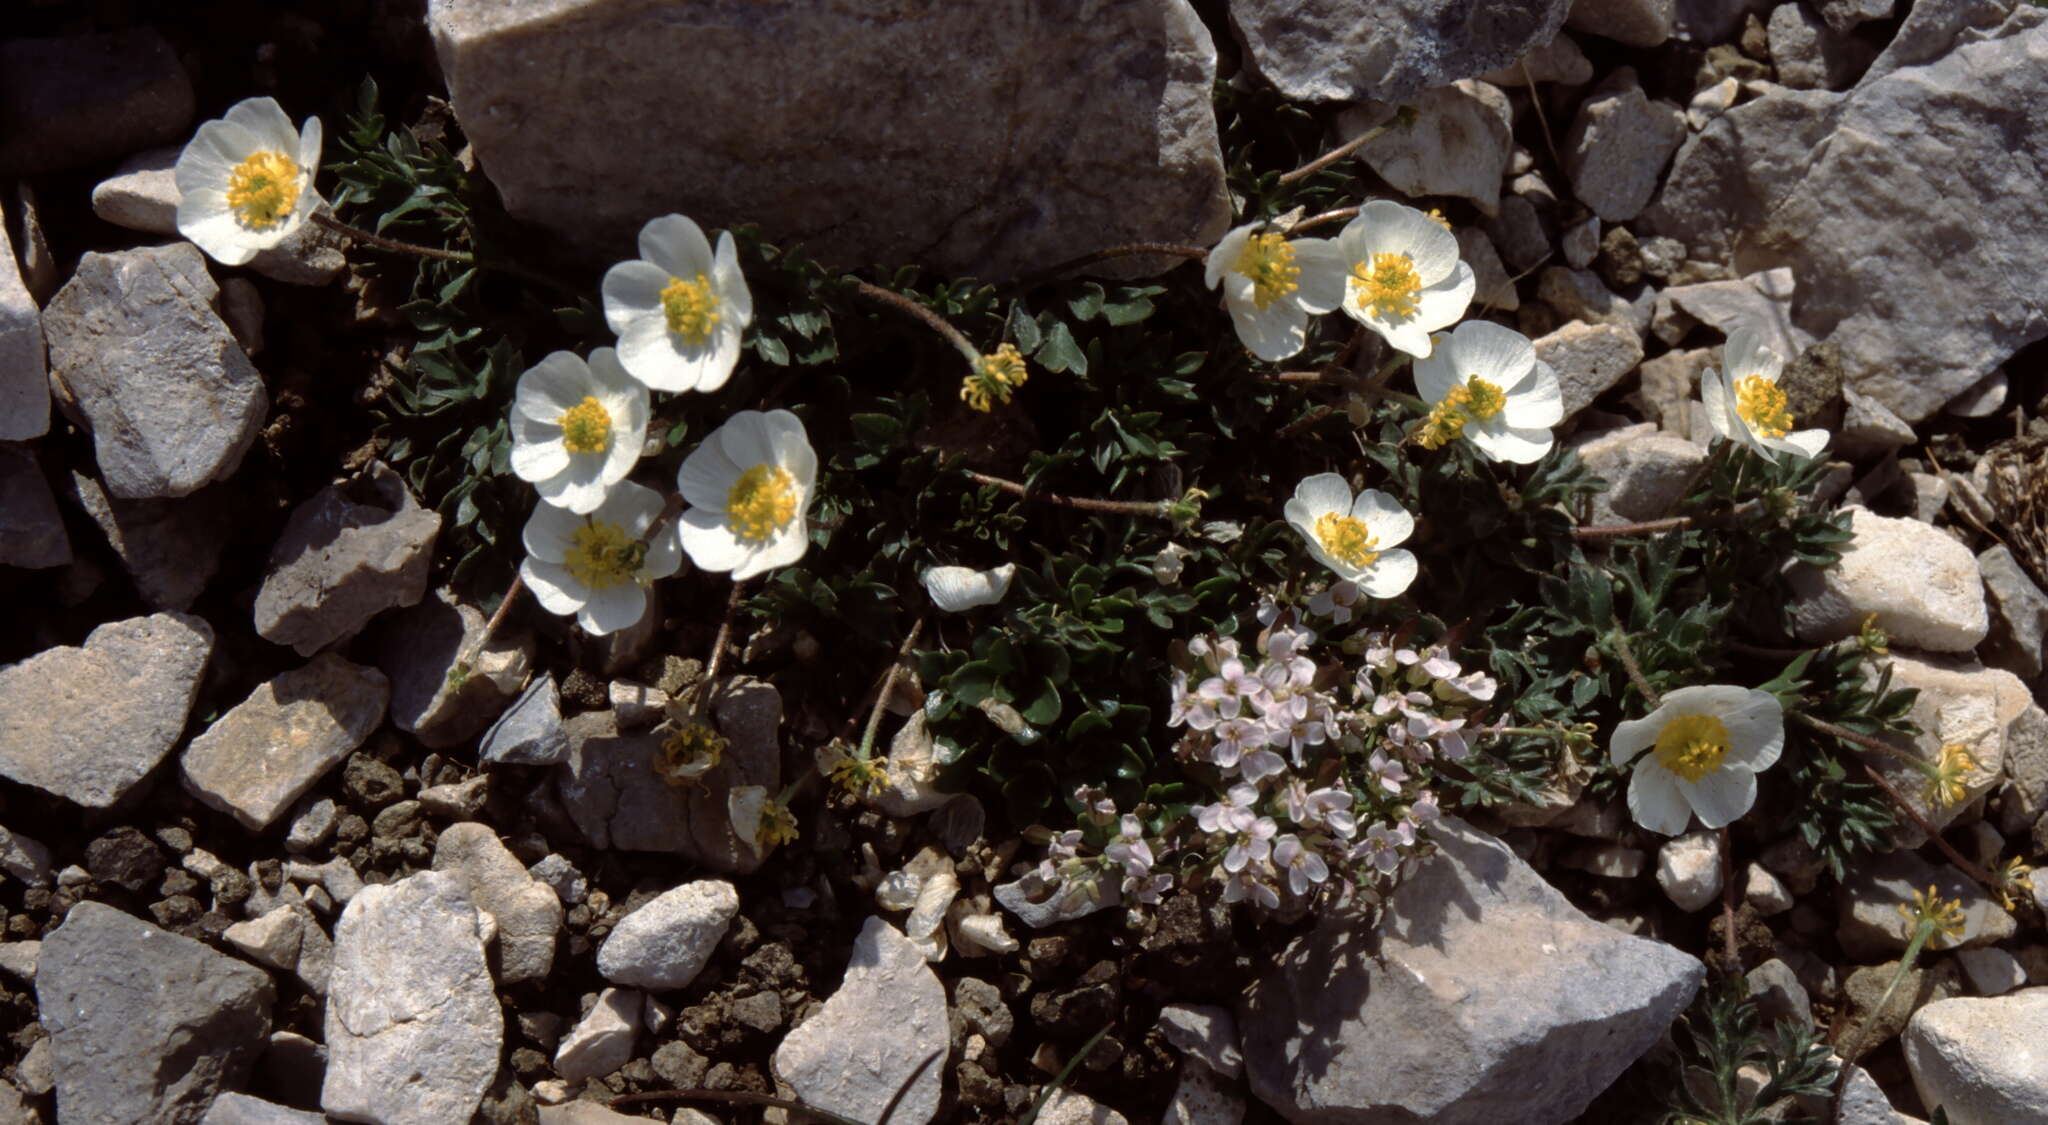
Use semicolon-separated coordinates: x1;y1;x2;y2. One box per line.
1035;321;1088;375
1007;301;1043;352
1020;677;1061;725
949;660;1000;706
850;413;904;450
1067;283;1106;322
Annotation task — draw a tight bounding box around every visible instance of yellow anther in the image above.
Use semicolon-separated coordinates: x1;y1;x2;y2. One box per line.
1313;512;1380;569
660;273;722;345
225;151;302;230
1735;374;1793;439
1414;377;1504;449
1350;252;1422;320
1654;713;1730;783
1426;208;1452;230
563;520;642;591
960;344;1029;413
1898;884;1967;947
557;396;612;455
727;464;798;542
1233;232;1301;311
1924;743;1980;809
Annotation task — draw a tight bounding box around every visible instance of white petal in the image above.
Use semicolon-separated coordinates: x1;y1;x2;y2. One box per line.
1206;224;1254;290
534;458;610;515
1503;361;1564;429
717;410;780;473
1290;238;1349;315
1699;366;1736;442
1358;199;1459;285
677;438;743;512
639;523;685;581
521;559;586;614
678;508;752;573
298;115;324;177
1412;339;1460;405
177;200;260;266
224;97;296;155
1445;320;1536;386
1466;420;1554;464
595;480;667;535
1229;292;1309;362
1629;757;1694;836
1291;473;1353;519
1351;489;1413;547
1678;766;1757;829
1705;687;1786;773
602;260;670;327
521;503;583;563
1357;548;1417;599
616;319;698;393
578;584;649;636
713;231;753;326
1771;428;1830;460
691;324;743;393
923;564;1017;612
1366;309;1435;359
1723;328;1782;383
1411;263;1476;332
517;352;594;419
639;214;714;280
766;410;818;493
1610;711;1662;768
509;427;570;484
732;524;809;581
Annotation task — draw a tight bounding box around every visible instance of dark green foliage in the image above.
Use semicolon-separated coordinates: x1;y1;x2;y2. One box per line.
1661;975;1838;1125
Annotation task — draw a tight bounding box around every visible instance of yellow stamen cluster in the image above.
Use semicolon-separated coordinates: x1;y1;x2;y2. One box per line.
557;396;612;455
758;799;799;847
226;150;302;230
1425;208;1452;230
563;520;643;591
1415;376;1507;449
1898;884;1967;948
1924;743;1980;809
1734;374;1793;439
1857;612;1891;656
1654;713;1731;783
1313;512;1380;570
658;721;727;788
960;343;1030;413
1233;232;1301;311
828;754;892;799
1996;856;2034;913
660;273;721;345
1350;252;1422;320
727;463;798;542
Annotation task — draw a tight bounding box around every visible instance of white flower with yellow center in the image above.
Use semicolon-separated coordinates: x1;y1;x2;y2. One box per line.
1204;222;1349;362
509;348;650;514
1411;321;1564;463
173;97;323;267
1282;473;1417;597
1701;329;1828;460
1333;199;1475;357
520;480;682;636
676;409;816;581
601;214;754;393
1610;684;1785;836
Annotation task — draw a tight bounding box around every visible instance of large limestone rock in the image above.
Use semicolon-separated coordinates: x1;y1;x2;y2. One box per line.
1788;507;1988;653
773;917;948;1125
323;871;501;1125
1229;0;1570;103
42;243;266;499
37;903;273;1125
61;471;232;610
1240;818;1702;1124
0;612;212;807
1340;81;1515;216
427;0;1229;281
431;823;563;987
1903;989;2048;1125
180;655;391;831
1646;9;2048;422
254;460;440;657
0;30;193;177
1853;652;2031;848
1564;68;1687;223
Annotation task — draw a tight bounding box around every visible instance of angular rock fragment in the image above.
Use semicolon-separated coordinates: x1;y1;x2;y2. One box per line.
773;917;947;1125
181;654;389;831
1231;0;1570;103
254;460;440;657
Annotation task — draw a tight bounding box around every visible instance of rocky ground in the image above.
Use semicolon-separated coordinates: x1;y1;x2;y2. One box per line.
1;1;2046;1124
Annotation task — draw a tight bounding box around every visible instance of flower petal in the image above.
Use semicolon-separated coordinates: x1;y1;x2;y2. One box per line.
1206;224;1253;290
638;213;714;280
521;502;583;563
717;410;779;473
1629;757;1694;836
1465;419;1554;464
1358;199;1459;285
1351;489;1413;546
1772;428;1830;460
602;260;670;325
677;508;751;573
1411;263;1475;332
615;319;698;393
1412;336;1461;405
713;230;753;325
1677;765;1757;829
677;438;743;512
1357;548;1417;599
578;584;648;636
1291;473;1353;519
1503;361;1564;428
1723;328;1782;383
1445;319;1536;386
1228;291;1309;362
1290;238;1350;314
1699;366;1735;442
521;559;585;614
1610;710;1664;768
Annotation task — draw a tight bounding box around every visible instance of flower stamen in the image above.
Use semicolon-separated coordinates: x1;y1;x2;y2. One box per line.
1653;713;1730;782
1735;374;1793;439
557;396;612;455
660;273;722;345
225;150;302;230
1350;252;1422;321
727;464;798;542
1314;513;1380;569
1415;376;1506;449
1233;232;1301;311
1924;743;1980;809
563;520;643;591
960;343;1030;413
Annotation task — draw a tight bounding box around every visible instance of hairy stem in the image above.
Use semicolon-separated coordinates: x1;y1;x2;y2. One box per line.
1571;500;1765;540
313;211;471;262
848;279;982;363
1607;630;1662;707
963;469;1178;517
858;619;926;760
1278;120;1395;184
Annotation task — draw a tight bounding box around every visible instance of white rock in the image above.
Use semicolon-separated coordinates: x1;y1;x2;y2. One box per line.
323;871;501;1125
921;563;1016;613
1903;989;2048;1125
1788;508;1988;653
994;868;1122;929
377;587;531;749
529;854;588;906
1166;1060;1245;1125
88;144;179;234
1955;948;2026;997
1946;370;2007;417
951;912;1018;956
1860;652;2030;846
1662;268;1801;365
1564;68;1687;221
1158;1003;1243;1079
1343;80;1515;216
1574;423;1708;525
0;825;54;888
1036;1090;1131;1125
222;906;308;975
1231;0;1570;103
876;870;923;912
432;822;563;987
1687;77;1741;130
1838;386;1919;456
1537;265;1652;337
772;916;947;1125
418;774;489;820
1535;320;1645;419
0;941;38;982
1744;864;1794;916
554;988;641;1084
1656;831;1724;913
201;1091;328;1124
596;879;737;991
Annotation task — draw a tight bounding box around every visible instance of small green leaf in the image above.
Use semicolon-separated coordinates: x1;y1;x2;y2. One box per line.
1035;321;1087;375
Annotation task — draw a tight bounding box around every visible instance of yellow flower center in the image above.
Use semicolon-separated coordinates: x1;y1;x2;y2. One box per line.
557;396;612;455
563;520;643;591
1233;232;1301;311
1313;512;1380;569
225;150;302;230
960;343;1029;413
1734;374;1793;439
1350;252;1422;320
1654;713;1731;783
727;463;798;542
658;721;726;788
1924;743;1980;809
660;273;721;345
1415;376;1507;449
758;799;799;847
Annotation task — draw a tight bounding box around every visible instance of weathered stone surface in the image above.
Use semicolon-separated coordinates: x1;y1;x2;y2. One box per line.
773;916;947;1125
323;871;501;1125
554;987;640;1084
180;654;388;831
0;826;53;889
1167;1058;1246;1125
1340;81;1514;216
1564;68;1687;222
429;0;1228;282
0;30;194;177
1861;653;2029;847
1978;544;2048;681
37;903;272;1125
1241;818;1702;1125
1647;10;2048;423
254;460;441;657
1457;227;1520;313
596;879;736;992
481;672;569;766
1535;320;1644;419
1954;947;2026;996
202;1092;328;1125
0;205;44;443
90;144;181;234
0;612;211;807
1479;32;1593;86
378;588;531;749
1903;990;2048;1125
432;822;562;987
1663;268;1802;365
44;244;265;500
1839;849;2016;960
557;681;780;874
1537;266;1651;337
1574;423;1707;525
61;471;232;609
0;445;68;569
1656;830;1724;913
1788;508;1988;653
1038;1090;1132;1125
1159;1004;1243;1079
222;902;331;994
1998;704;2048;838
1767;2;1876;89
1567;0;1676;46
1231;0;1570;103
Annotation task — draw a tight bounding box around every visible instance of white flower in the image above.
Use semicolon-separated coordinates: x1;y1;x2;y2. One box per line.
1411;321;1563;463
1282;473;1418;597
1333;200;1475;357
1610;684;1786;836
922;563;1017;612
676;409;816;581
1204;222;1349;362
601;214;754;393
509;348;649;514
1701;329;1828;460
174;97;324;267
519;480;682;635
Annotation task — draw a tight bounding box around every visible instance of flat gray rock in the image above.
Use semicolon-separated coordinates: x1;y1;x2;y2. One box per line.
1573;423;1707;525
0;444;69;570
254;460;440;657
0;30;193;177
377;587;531;750
1978;544;2048;681
428;0;1227;281
1230;0;1569;103
480;672;568;765
596;879;737;992
1536;320;1644;419
0;612;211;807
36;902;273;1125
61;470;232;609
1240;818;1702;1124
323;871;501;1125
201;1092;328;1124
0;204;45;442
431;822;562;987
773;916;948;1125
1904;990;2048;1125
180;654;390;831
43;243;266;500
1564;68;1687;223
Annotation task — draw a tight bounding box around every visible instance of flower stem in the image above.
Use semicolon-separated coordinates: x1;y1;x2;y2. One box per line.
857;619;926;761
1279;120;1395;184
312;211;472;262
1571;500;1765;540
695;581;749;713
1836;919;1935;1073
1289;205;1360;235
962;469;1179;518
1607;630;1662;707
1790;712;2000;892
847;279;982;364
